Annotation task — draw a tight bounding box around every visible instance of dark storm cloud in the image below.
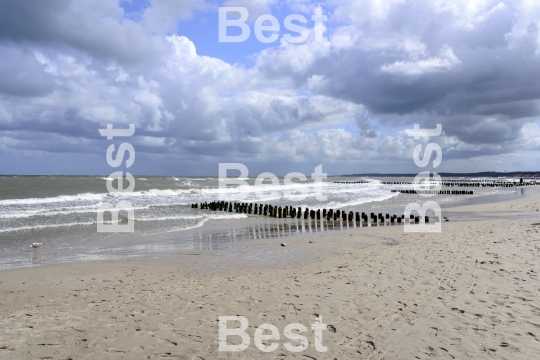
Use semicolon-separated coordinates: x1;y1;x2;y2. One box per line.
0;107;108;139
0;46;55;97
0;0;167;64
443;116;525;145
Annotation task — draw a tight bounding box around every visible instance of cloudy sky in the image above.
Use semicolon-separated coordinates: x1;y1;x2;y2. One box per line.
1;0;540;175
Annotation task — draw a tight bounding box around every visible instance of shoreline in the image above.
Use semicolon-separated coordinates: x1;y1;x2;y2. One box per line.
0;188;539;358
1;186;537;272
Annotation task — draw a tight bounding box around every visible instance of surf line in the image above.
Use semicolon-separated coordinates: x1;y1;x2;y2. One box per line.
96;124;136;233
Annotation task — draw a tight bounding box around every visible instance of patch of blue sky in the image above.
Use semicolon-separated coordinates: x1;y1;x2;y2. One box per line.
119;0;149;21
120;0;338;67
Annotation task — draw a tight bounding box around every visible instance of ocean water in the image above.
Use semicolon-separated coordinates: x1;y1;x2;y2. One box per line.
0;175;525;269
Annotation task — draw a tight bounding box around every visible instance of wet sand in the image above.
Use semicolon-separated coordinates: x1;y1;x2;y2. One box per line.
0;188;539;359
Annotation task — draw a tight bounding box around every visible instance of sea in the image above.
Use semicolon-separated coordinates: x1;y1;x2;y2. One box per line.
0;175;532;270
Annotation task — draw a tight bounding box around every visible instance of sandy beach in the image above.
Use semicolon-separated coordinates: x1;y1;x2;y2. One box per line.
1;190;539;359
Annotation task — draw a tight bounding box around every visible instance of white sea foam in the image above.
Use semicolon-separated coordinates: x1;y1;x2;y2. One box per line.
0;188;198;206
0;193;106;206
0;213;247;234
0;204;156;219
0;221;97;233
323;191;400;209
134;213;247;222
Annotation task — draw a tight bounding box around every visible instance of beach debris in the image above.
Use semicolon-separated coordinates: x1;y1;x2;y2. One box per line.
29;242;44;249
444;217;449;221
280;243;287;247
327;324;337;333
309;241;314;243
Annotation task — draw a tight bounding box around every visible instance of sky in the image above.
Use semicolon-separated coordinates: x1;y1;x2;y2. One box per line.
1;0;540;176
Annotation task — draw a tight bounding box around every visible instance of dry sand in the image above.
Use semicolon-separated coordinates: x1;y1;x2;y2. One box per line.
1;190;540;359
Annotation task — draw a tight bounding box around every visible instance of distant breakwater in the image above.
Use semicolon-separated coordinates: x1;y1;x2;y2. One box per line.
335;180;539;187
391;190;473;195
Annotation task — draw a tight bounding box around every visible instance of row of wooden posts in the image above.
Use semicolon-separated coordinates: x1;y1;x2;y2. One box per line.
190;201;438;224
391;189;473;195
334;181;369;184
381;181;538;187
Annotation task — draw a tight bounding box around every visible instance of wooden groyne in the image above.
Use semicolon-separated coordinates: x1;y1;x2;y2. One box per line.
334;181;369;184
191;201;440;225
391;190;473;195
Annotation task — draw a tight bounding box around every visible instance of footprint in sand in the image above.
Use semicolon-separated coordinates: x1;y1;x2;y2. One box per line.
428;327;438;337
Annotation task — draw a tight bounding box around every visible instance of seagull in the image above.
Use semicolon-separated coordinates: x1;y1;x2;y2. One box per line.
29;242;44;250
